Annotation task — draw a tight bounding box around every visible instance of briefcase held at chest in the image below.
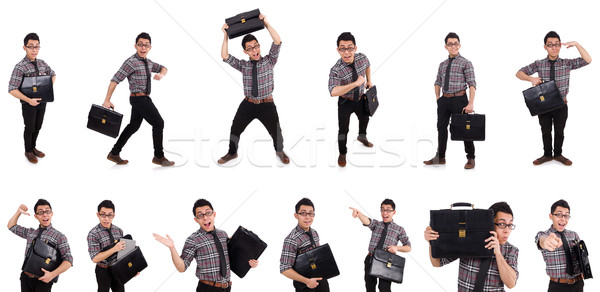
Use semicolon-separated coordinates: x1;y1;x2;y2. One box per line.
87;104;123;138
293;243;340;280
522;80;564;116
20;75;54;102
368;249;406;283
225;9;265;39
430;203;494;258
574;240;593;279
364;85;379;116
110;246;148;285
22;239;62;283
227;226;268;278
450;112;485;141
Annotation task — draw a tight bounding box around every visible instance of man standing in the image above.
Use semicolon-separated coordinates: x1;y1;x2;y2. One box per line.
424;202;518;291
153;199;258;291
349;199;411;292
8;199;73;292
424;32;477;169
103;32;174;166
218;14;290;165
328;32;374;167
516;31;591;166
8;33;56;164
535;199;585;291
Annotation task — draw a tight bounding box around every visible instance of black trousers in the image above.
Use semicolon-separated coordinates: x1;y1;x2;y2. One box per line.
538;105;568;157
21;102;46;152
196;281;231;292
547;279;584;292
95;265;125;292
227;100;284;155
364;255;391;292
338;97;369;154
111;96;165;158
436;95;475;159
20;272;53;292
293;279;330;292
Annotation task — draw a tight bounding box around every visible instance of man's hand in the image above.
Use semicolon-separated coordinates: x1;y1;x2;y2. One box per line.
562;41;579;49
39;268;55;283
17;204;30;216
366;81;373;90
542;233;563;251
424;226;439;242
305;277;322;289
249;259;259;268
112;241;126;253
153;73;164;81
355;76;366;87
529;76;542;87
222;23;229;36
463;103;474;113
387;246;401;254
27;98;41;107
102;100;114;109
485;231;501;255
349;207;361;218
153;233;175;249
260;14;268;27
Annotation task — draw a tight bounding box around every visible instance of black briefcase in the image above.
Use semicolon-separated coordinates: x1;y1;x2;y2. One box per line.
20;75;54;102
293;243;340;280
110;246;148;285
368;249;405;283
450;112;486;141
87;104;123;138
225;9;264;39
430;203;494;259
227;226;268;278
364;86;379;116
522;80;564;116
574;240;593;279
22;239;61;283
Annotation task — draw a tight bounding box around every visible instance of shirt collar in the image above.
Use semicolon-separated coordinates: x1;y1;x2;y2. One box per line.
22;56;37;64
133;53;147;61
448;53;461;60
295;225;311;233
38;224;52;230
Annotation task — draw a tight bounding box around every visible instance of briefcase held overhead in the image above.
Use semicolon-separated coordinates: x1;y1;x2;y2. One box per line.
225;9;265;39
87;104;123;138
574;240;593;279
522;80;564;116
368;249;406;283
227;226;268;278
293;243;340;280
450;111;486;141
20;75;54;102
364;85;379;116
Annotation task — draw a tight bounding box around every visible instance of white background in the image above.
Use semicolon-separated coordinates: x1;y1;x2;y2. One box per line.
0;0;598;291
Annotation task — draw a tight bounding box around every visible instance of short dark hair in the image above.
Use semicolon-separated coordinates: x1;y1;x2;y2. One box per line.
241;34;258;50
489;202;513;218
97;200;115;213
34;199;52;213
381;199;395;210
193;199;213;215
337;32;356;47
544;31;561;45
295;198;314;213
551;199;570;214
24;33;40;46
136;32;152;44
445;32;460;44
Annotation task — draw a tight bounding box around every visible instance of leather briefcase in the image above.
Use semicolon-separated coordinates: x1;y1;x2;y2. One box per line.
368;249;405;283
22;239;62;283
293;243;340;280
522;80;564;116
87;104;123;138
430;203;494;259
20;75;54;102
364;86;379;116
574;240;593;279
110;246;148;285
450;112;486;141
225;9;264;39
227;226;268;278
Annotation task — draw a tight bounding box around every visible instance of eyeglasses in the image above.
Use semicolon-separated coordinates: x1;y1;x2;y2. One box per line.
553;213;571;219
26;45;41;50
338;46;355;53
494;223;516;230
195;211;214;219
136;43;151;49
99;213;115;219
297;212;315;217
245;44;260;52
380;209;395;213
36;210;52;216
546;43;561;48
446;42;460;47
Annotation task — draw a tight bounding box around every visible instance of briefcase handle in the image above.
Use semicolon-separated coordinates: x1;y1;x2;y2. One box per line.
450;202;474;209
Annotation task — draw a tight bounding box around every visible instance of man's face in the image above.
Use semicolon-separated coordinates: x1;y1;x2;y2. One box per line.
550;206;570;232
445;38;461;57
294;205;315;231
135;38;152;58
23;40;40;61
337;40;356;64
545;37;561;58
34;205;53;228
97;207;115;229
244;40;261;61
194;205;216;232
493;211;513;245
380;204;395;223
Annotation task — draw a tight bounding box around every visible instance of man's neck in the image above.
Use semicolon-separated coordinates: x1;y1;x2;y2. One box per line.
548;55;559;61
27;56;36;62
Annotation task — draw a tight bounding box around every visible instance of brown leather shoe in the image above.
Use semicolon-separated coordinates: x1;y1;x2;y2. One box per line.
554;155;573;166
423;156;446;165
152;156;175;167
107;152;128;165
464;158;475;169
25;152;38;164
276;151;290;164
32;148;45;158
533;156;553;165
338;154;347;167
217;153;238;164
357;136;374;147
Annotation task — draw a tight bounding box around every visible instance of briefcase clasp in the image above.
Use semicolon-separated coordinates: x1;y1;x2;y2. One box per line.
387;261;392;268
459;222;466;237
33;86;38;92
128;262;132;268
102;115;107;124
540;95;545;101
310;260;317;270
241;18;246;23
45;258;51;264
466;124;470;130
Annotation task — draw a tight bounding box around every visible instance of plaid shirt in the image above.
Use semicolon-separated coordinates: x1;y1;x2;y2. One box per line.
224;42;281;100
535;226;581;279
519;56;589;100
8;56;55;92
435;54;476;94
10;224;74;266
328;53;370;99
87;223;124;265
440;242;519;292
180;228;230;283
366;219;411;254
111;54;165;94
280;225;320;273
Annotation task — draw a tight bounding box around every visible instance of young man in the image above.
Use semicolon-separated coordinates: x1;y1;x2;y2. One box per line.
280;198;329;292
219;14;289;165
349;199;411;292
153;199;258;291
8;33;56;164
535;200;584;291
424;32;477;169
328;32;373;167
103;32;174;166
516;31;591;166
424;202;519;291
87;200;128;292
8;199;73;292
